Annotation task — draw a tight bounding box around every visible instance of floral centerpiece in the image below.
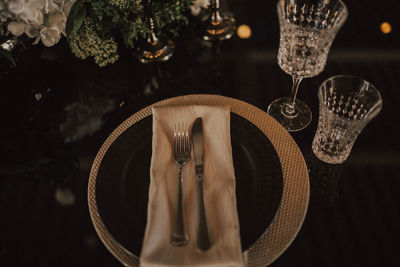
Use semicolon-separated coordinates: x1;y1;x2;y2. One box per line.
1;0;75;47
0;0;210;66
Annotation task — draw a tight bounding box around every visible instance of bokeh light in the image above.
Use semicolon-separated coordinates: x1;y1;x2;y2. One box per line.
380;22;392;34
237;24;252;39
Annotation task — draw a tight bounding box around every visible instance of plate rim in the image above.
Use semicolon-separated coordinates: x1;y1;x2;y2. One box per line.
88;94;310;267
95;111;284;254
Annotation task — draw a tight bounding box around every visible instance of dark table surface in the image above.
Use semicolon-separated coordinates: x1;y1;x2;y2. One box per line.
1;0;400;266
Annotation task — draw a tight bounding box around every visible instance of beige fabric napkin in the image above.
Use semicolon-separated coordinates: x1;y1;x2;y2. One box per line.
140;105;244;267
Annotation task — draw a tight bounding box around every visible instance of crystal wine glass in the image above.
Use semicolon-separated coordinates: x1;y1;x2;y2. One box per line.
138;17;175;64
137;0;175;63
267;0;348;131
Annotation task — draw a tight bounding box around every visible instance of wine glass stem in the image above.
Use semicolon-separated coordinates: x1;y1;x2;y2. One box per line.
211;0;222;22
212;0;220;9
284;76;303;116
144;0;158;43
148;18;157;42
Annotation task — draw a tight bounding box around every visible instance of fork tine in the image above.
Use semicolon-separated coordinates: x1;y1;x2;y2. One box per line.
176;123;179;153
185;123;190;154
179;123;183;154
173;122;191;157
179;123;183;153
174;123;177;153
181;124;185;155
183;123;187;153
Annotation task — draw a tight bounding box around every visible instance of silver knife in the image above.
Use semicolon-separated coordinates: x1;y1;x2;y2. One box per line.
191;117;211;251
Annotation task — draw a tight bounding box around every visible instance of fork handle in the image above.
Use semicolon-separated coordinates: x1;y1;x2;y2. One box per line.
172;166;188;246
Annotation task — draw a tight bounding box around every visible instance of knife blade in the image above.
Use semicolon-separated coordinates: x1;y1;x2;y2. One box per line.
191;117;211;251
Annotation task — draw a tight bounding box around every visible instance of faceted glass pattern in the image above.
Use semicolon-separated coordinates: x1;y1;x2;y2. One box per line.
312;75;383;164
277;0;348;78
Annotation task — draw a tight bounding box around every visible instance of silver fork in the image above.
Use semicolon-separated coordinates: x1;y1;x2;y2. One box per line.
171;123;190;246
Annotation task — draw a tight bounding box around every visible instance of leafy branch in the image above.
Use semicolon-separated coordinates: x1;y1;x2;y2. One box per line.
0;49;16;66
66;0;88;37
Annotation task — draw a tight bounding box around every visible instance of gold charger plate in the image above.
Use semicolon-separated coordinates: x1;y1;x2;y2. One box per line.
88;94;309;266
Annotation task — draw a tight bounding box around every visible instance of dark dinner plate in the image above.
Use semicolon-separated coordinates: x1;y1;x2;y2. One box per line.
96;113;283;256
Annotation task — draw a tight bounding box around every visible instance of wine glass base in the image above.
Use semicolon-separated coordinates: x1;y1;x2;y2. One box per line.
138;39;175;64
202;16;237;41
267;97;312;132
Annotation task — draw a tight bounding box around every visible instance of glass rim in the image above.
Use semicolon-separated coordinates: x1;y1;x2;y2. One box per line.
318;74;383;121
277;0;349;30
276;0;348;10
319;74;381;97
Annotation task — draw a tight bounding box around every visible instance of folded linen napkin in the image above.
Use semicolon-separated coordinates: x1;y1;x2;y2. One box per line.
140;105;244;267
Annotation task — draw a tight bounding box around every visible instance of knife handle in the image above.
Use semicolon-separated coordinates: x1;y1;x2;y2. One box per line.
196;174;211;251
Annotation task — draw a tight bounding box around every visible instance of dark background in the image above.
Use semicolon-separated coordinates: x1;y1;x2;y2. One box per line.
1;0;400;266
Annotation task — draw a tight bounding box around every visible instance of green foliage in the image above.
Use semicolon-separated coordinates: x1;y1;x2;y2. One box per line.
0;49;16;66
69;19;119;67
66;0;88;37
0;23;11;43
67;0;193;67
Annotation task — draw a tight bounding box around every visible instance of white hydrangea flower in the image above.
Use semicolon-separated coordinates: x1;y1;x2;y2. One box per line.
190;0;210;16
25;24;40;38
2;0;76;47
38;26;61;47
197;0;211;9
7;21;26;36
8;0;45;25
1;0;18;22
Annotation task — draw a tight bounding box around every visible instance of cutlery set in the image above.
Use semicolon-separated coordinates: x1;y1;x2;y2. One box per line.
172;117;210;250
